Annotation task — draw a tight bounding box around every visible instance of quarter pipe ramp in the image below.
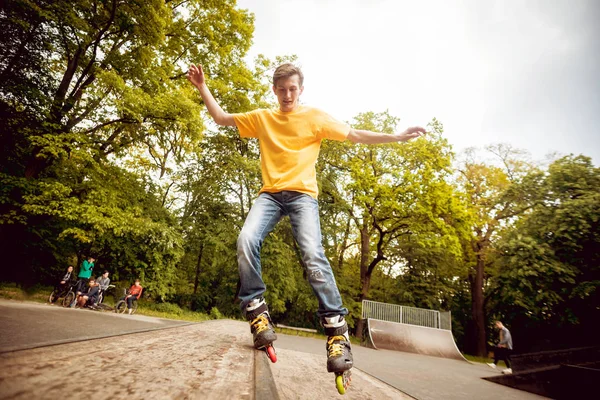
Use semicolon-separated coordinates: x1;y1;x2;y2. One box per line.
364;318;468;361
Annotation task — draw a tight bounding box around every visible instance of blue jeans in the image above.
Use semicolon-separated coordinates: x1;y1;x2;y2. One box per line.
237;191;348;319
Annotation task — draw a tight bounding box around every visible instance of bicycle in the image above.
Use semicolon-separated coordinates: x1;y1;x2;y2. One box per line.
88;284;116;311
48;282;76;308
97;284;115;304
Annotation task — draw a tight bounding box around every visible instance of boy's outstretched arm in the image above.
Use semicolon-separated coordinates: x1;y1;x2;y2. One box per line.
187;64;236;127
347;126;426;144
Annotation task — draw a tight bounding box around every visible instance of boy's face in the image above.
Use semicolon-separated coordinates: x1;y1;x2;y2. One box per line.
67;266;73;272
273;75;303;112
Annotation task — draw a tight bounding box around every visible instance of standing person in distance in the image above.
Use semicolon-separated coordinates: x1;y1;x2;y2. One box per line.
75;256;95;293
71;256;95;307
488;321;514;374
187;62;425;377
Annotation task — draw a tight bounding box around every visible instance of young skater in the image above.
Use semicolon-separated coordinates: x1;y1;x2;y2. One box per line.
187;62;425;377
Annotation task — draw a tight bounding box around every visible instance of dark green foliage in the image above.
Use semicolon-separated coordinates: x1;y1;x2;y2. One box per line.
491;155;600;350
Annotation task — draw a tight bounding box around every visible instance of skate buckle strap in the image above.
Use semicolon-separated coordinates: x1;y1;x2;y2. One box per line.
246;301;268;320
327;335;347;357
251;314;271;335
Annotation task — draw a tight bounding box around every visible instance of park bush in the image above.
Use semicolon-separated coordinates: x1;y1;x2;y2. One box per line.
209;307;223;320
147;302;185;316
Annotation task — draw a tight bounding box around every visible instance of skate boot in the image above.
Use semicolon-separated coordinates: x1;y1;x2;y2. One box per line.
322;315;353;394
245;298;277;362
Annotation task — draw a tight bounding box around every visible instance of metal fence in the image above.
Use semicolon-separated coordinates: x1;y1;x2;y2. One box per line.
361;300;451;330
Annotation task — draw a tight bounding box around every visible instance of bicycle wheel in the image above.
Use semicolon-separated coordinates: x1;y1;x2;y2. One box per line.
49;290;58;303
62;291;75;307
115;300;128;314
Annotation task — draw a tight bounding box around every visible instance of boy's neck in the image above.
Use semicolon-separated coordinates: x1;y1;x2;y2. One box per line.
278;104;301;113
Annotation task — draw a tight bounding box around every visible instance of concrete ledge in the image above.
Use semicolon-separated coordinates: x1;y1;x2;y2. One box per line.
254;349;281;400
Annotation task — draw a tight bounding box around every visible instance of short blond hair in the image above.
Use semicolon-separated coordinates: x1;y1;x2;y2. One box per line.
273;63;304;86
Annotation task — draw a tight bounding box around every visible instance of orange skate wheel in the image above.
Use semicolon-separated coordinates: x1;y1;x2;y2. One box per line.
266;345;277;363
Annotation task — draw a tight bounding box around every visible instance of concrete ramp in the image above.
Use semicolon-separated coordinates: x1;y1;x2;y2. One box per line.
365;318;467;361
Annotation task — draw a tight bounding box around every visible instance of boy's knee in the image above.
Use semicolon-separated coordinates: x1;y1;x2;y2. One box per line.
237;230;260;252
306;267;326;283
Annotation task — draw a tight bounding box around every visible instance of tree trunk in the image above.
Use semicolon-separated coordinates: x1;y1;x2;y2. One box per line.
470;254;488;357
193;243;204;295
356;225;371;339
359;224;370;299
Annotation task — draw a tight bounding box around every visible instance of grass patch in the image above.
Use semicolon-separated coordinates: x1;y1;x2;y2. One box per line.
136;301;211;322
0;282;51;303
135;306;210;322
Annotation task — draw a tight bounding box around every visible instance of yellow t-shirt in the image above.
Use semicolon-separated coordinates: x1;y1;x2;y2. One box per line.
233;106;350;198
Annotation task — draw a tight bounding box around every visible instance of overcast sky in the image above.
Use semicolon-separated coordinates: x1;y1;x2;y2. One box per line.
236;0;599;165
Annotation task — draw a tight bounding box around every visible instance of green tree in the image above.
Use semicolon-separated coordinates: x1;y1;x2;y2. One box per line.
491;155;600;350
1;0;254;176
456;144;541;356
0;0;259;298
319;113;467;335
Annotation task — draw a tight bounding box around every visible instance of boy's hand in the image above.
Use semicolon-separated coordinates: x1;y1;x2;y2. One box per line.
395;126;426;142
187;64;206;87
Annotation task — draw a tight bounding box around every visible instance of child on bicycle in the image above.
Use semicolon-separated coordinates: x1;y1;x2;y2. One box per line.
51;265;74;302
123;279;143;315
96;271;110;299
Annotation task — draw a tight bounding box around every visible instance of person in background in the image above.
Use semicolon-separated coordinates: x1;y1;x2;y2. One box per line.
51;265;74;302
488;320;514;374
96;271;111;299
124;279;143;315
75;256;95;294
75;278;99;308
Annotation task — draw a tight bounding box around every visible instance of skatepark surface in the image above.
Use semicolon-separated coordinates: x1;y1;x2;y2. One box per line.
0;299;546;399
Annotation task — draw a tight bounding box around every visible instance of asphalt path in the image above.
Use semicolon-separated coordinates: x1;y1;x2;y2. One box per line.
0;299;190;353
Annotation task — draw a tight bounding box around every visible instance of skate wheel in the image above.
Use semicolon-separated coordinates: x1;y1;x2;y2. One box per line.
335;375;346;394
266;345;277;363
